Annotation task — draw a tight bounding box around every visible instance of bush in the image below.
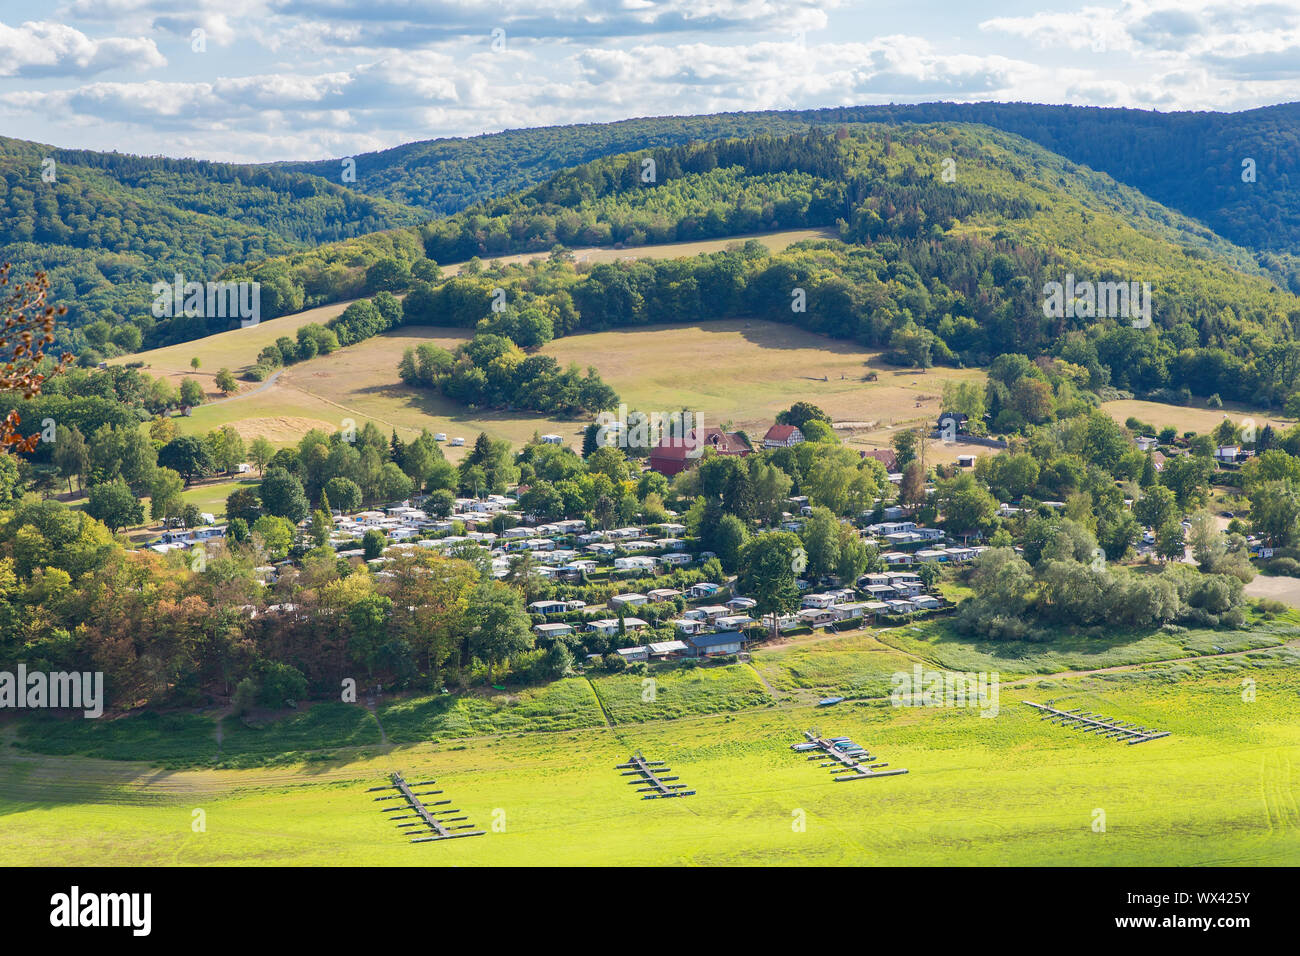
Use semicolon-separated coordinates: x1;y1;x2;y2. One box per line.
1267;556;1300;577
244;364;271;382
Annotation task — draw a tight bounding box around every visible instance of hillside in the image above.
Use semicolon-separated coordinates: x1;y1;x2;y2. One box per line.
13;100;1300;356
279;102;1300;266
0;136;427;343
213;122;1300;409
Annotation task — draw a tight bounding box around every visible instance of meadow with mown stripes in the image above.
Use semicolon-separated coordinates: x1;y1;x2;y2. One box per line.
2;623;1296;866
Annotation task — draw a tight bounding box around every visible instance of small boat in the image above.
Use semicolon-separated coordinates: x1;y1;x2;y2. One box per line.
818;697;845;707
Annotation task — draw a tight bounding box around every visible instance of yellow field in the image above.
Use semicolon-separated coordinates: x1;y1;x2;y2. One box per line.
172;319;985;459
117;228;836;401
1101;399;1294;436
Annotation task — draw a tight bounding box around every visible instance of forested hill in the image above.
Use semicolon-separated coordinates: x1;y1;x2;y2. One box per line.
221;123;1300;410
274;113;821;216
279;102;1300;260
0;135;428;342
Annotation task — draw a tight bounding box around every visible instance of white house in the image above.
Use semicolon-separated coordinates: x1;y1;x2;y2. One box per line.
534;622;575;638
587;618;648;636
528;600;570;615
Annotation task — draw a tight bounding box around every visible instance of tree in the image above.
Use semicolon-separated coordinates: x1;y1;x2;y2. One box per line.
248;436;274;474
252;515;295;559
149;467;185;524
158;435;213;484
52;424;89;494
713;513;750;571
423;488;455;518
1134;485;1177;529
119;428;157;495
180;377;204;407
1186;510;1222;570
466;581;534;680
936;472;997;538
310;510;332;549
85;478;143;533
834;523;869;585
324;476;363;513
208;425;245;474
190;357;200;371
227;517;250;544
776;402;831;431
226;486;262;525
1250;479;1300;546
362;528;387;560
737;531;802;638
800;506;841;580
1164;455;1211;509
892;428;919;470
259;467;309;521
898;460;926;509
0;264;71;454
1155;520;1186;562
215;368;238;395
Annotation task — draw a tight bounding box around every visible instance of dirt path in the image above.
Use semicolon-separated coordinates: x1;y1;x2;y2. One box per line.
205;368;283;406
584;677;615;729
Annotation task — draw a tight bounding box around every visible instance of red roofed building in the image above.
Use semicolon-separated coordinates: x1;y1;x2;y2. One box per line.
861;448;898;471
763;424;804;448
648;427;752;476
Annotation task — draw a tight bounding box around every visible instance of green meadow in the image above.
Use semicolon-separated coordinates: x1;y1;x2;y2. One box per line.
1;625;1297;866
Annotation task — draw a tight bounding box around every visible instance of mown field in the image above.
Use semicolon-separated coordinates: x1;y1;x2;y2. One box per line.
167;319;986;464
116;228;834;398
1;624;1296;866
1100;398;1294;436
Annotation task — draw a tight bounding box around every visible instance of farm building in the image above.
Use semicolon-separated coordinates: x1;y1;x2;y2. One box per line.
763;424;805;448
861;448;898;471
648;427;752;476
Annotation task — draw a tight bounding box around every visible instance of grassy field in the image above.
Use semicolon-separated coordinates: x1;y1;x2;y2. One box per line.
1100;398;1294;436
115;228;834;399
1;622;1297;866
170;319;985;462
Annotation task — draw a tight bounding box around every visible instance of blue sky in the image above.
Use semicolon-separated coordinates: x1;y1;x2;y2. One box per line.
2;0;1300;163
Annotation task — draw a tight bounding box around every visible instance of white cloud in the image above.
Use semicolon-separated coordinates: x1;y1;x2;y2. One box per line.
0;20;166;77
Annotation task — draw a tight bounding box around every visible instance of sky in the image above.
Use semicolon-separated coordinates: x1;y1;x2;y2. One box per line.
2;0;1300;163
